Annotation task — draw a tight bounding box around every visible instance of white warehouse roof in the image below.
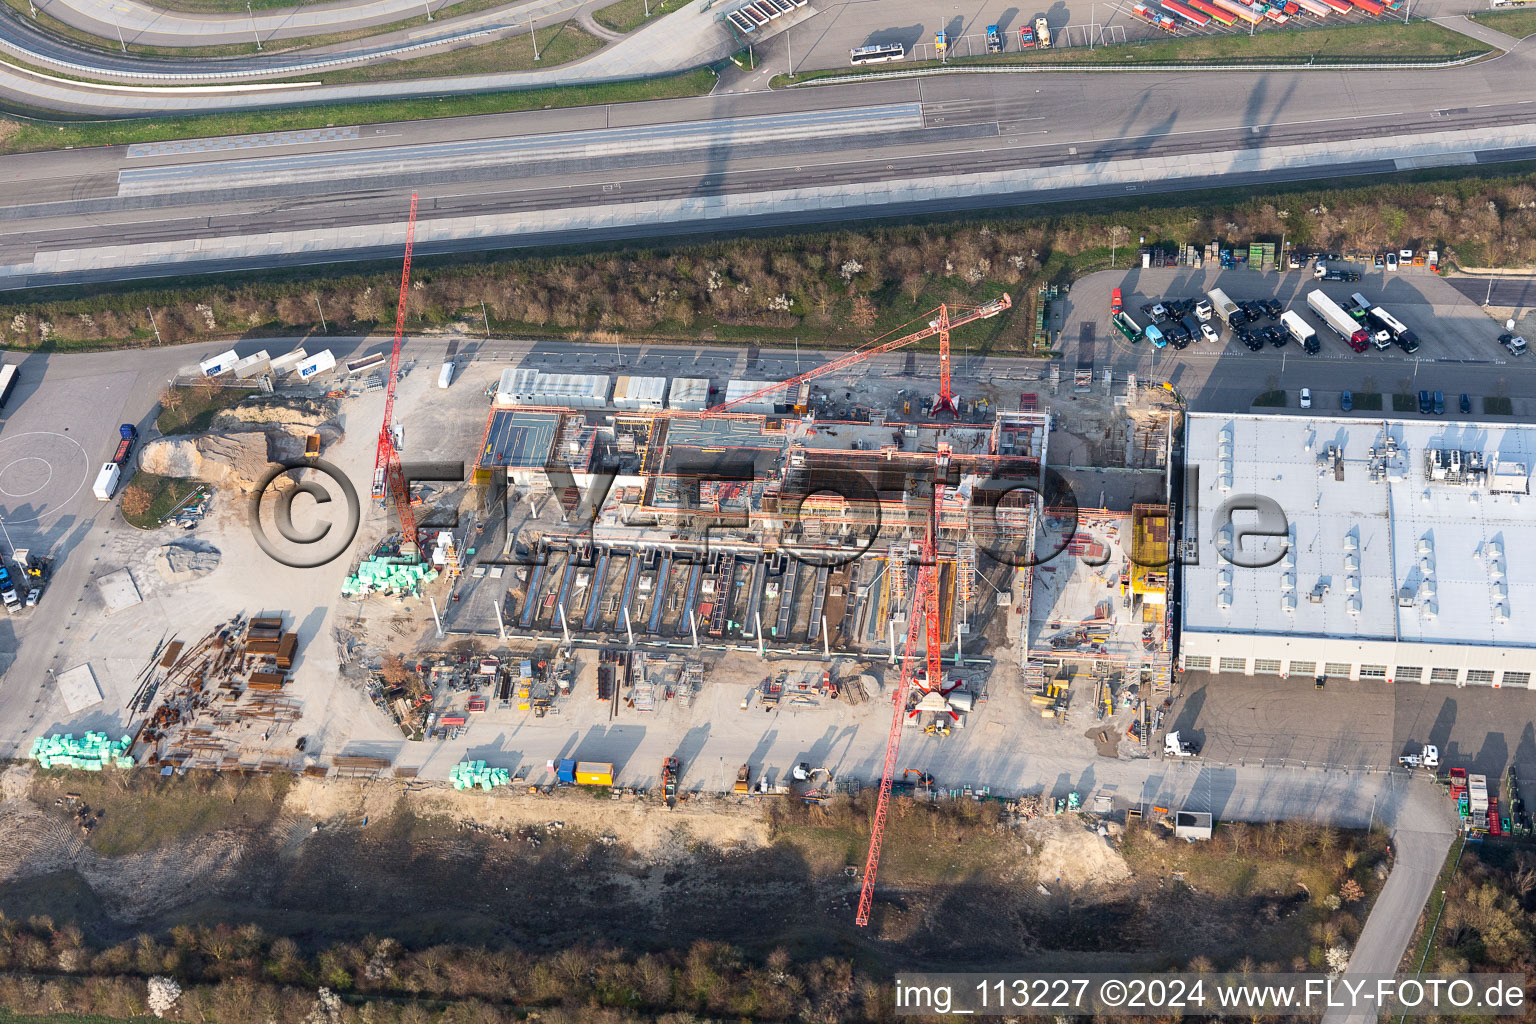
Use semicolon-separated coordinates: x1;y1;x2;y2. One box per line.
668;377;710;412
613;375;667;410
496;369;611;409
725;379;791;414
1184;412;1536;650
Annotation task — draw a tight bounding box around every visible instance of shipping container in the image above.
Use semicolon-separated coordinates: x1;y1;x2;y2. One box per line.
1348;0;1383;12
199;349;240;377
576;761;614;786
345;352;386;375
297;350;338;380
269;347;308;375
233;350;272;380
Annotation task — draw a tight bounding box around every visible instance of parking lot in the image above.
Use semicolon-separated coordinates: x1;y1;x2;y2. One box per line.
1050;263;1534;414
773;0;1485;74
1167;671;1536;804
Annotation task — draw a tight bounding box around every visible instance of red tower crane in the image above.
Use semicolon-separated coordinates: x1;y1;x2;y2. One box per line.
856;442;952;927
372;193;419;554
691;295;1011;420
931;303;959;417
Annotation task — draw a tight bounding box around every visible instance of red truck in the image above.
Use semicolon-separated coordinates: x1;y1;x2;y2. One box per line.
112;424;138;466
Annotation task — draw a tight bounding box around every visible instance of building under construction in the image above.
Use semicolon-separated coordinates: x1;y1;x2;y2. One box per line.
470;383;1051;671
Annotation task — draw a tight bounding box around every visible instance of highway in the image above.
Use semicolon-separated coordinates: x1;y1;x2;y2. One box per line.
3;47;1536;287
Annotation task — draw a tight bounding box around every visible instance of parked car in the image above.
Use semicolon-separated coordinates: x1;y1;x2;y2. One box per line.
1341;390;1353;412
1300;388;1312;409
1374;253;1385;268
1200;323;1220;344
1459;394;1471;415
1386;252;1399;271
1433;390;1445;415
1419;389;1433;414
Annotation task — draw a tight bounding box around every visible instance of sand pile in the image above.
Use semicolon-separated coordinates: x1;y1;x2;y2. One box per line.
212;396;337;430
1028;816;1131;889
139;432;271;487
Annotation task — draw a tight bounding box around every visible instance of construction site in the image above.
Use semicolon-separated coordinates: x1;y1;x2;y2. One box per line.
273;201;1176;921
9;201;1187;934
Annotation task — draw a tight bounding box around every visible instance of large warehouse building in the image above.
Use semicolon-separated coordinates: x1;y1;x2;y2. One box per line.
1180;412;1536;688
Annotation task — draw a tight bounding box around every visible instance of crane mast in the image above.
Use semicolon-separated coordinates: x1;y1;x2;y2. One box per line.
372;193;419;553
932;304;958;417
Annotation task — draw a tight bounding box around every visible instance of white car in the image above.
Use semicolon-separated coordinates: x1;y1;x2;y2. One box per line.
1386;252;1398;271
1299;388;1313;409
1200;323;1220;344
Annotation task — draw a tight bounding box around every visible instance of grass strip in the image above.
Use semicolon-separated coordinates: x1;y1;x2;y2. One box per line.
156;385;246;434
302;20;602;84
0;67;717;154
1;0;510;57
1403;834;1466;973
1468;7;1536;37
120;471;203;528
593;0;689;34
1352;392;1383;411
773;21;1489;86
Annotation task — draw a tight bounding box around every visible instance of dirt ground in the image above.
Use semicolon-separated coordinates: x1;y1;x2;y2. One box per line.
0;766;1381;974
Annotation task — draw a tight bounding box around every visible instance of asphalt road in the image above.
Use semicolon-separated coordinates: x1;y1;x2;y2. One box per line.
5;50;1536;286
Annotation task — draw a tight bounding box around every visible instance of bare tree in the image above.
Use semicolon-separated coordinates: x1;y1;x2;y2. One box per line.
849;295;877;331
121;485;151;521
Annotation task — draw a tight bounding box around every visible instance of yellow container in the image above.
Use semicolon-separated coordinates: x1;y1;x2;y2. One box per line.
576;761;614;786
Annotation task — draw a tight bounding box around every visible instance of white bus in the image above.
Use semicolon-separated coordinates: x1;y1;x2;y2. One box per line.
850;42;905;64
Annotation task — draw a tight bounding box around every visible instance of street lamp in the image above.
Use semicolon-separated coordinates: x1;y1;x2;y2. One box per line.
247;1;261;50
